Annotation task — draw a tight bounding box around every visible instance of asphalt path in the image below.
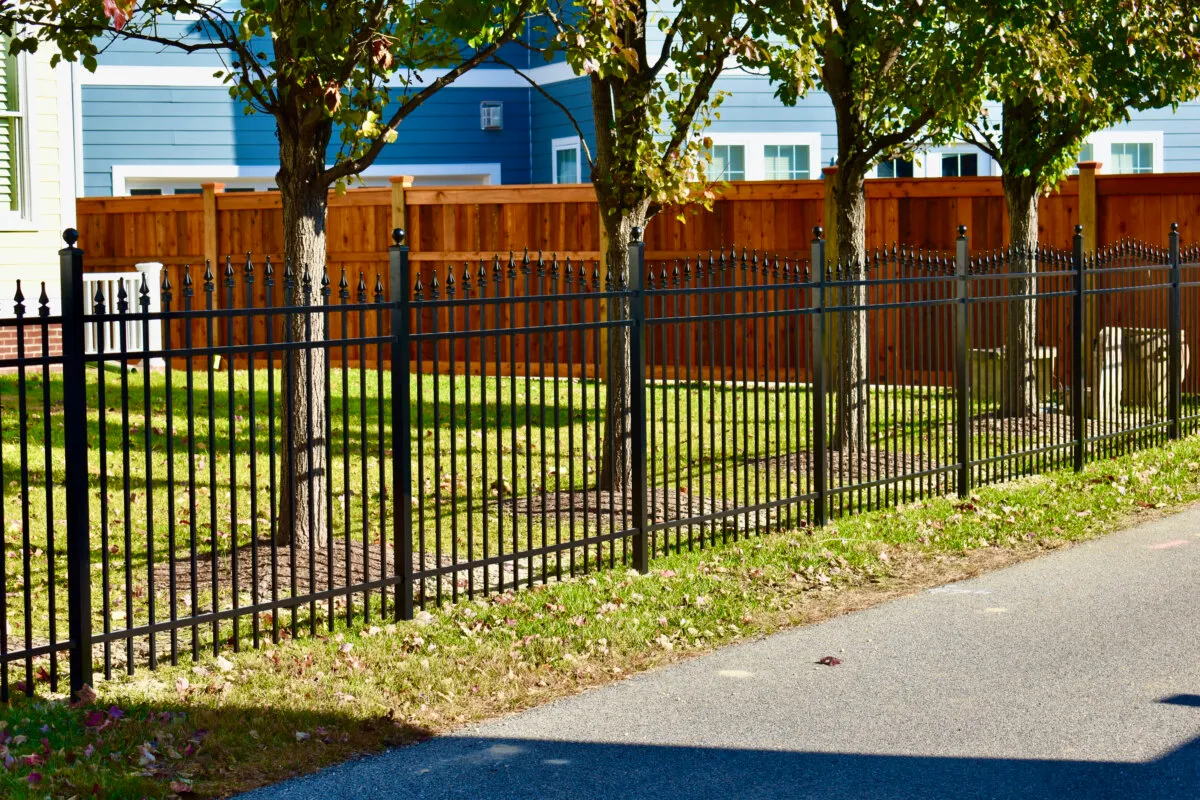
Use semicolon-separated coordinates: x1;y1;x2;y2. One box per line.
240;509;1200;799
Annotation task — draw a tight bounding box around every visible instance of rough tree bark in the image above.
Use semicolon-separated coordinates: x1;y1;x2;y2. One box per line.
597;202;649;493
275;122;331;549
830;166;870;453
1001;171;1040;417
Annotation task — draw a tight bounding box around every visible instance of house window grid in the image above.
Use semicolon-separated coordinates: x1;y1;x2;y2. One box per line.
764;144;811;180
941;152;978;177
707;144;746;181
0;40;29;224
552;137;582;184
877;158;914;179
1111;141;1154;174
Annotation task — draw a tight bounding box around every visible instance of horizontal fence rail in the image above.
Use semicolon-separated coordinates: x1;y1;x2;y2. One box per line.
0;223;1195;700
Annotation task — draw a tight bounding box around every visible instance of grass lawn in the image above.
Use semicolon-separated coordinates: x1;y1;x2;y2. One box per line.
3;365;1195;678
2;429;1200;798
3;366;962;668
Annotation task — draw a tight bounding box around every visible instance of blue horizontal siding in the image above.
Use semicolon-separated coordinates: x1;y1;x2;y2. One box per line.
1112;105;1200;172
92;16;249;68
82;85;532;195
711;73;838;167
531;78;595;183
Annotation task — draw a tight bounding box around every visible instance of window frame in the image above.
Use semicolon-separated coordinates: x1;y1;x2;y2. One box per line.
0;44;32;230
763;143;813;181
707;143;747;182
938;152;980;178
702;132;822;182
1079;131;1164;175
551;136;582;184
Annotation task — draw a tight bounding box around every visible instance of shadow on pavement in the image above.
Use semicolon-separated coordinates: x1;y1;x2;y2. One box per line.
240;730;1200;800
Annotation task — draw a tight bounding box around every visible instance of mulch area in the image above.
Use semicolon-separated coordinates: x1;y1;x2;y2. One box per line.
501;485;779;533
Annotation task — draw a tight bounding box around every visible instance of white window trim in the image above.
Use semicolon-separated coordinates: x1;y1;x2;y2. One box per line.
79;61;583;90
1084;130;1164;174
0;48;35;231
703;132;822;181
924;146;991;178
111;163;503;196
551;136;582;184
869;144;993;179
869;156;924;179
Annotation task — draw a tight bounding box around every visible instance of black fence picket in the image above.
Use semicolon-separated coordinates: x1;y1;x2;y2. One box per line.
0;223;1194;700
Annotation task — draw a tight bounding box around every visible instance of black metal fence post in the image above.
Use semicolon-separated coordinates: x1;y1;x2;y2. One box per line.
810;229;828;527
1168;222;1182;441
629;228;650;573
1072;225;1086;471
60;229;93;698
390;229;415;620
955;225;971;497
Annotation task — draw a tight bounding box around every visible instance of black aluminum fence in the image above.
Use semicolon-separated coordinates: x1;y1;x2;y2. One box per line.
1;224;1196;700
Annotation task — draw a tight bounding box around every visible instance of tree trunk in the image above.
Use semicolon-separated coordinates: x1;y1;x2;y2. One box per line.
275;127;330;549
830;168;869;453
598;203;650;493
1001;174;1040;417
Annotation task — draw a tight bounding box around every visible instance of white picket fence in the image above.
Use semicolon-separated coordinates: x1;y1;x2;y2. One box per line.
83;262;164;365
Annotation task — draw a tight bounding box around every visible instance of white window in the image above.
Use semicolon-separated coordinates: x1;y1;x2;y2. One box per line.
1111;142;1154;174
0;40;29;226
551;137;581;184
764;144;811;180
876;158;914;179
1074;131;1163;174
707;144;746;181
940;152;978;177
702;133;822;182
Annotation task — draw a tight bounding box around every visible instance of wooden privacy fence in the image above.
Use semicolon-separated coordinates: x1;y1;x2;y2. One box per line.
75;168;1200;375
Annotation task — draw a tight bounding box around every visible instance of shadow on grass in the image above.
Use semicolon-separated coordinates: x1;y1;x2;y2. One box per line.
0;692;433;799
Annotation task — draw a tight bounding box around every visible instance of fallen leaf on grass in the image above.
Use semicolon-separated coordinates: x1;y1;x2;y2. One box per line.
817;656;842;667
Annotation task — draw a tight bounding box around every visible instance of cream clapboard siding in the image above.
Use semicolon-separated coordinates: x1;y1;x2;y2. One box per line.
0;46;65;311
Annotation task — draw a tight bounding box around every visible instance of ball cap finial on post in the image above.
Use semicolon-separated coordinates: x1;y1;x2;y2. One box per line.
62;228;80;248
631;226;643;242
813;226;824;239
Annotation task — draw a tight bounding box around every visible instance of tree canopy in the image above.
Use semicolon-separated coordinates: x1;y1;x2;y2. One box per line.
2;0;533;189
969;0;1200;195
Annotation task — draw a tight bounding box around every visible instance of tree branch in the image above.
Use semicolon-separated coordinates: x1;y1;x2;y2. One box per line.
492;54;594;169
658;18;749;167
324;2;533;184
648;7;688;80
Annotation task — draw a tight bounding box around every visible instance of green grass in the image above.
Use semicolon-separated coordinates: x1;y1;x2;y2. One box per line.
3;366;1196;682
3;430;1200;798
1;367;950;666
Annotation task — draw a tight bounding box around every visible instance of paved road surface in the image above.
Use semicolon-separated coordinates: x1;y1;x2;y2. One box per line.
240;510;1200;799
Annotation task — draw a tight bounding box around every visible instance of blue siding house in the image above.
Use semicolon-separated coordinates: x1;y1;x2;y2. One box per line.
64;12;1200;198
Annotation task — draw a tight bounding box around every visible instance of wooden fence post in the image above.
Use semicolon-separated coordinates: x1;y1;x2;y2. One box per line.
202;182;224;270
202;182;224;362
821;166;839;261
1077;161;1099;410
390;175;414;236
